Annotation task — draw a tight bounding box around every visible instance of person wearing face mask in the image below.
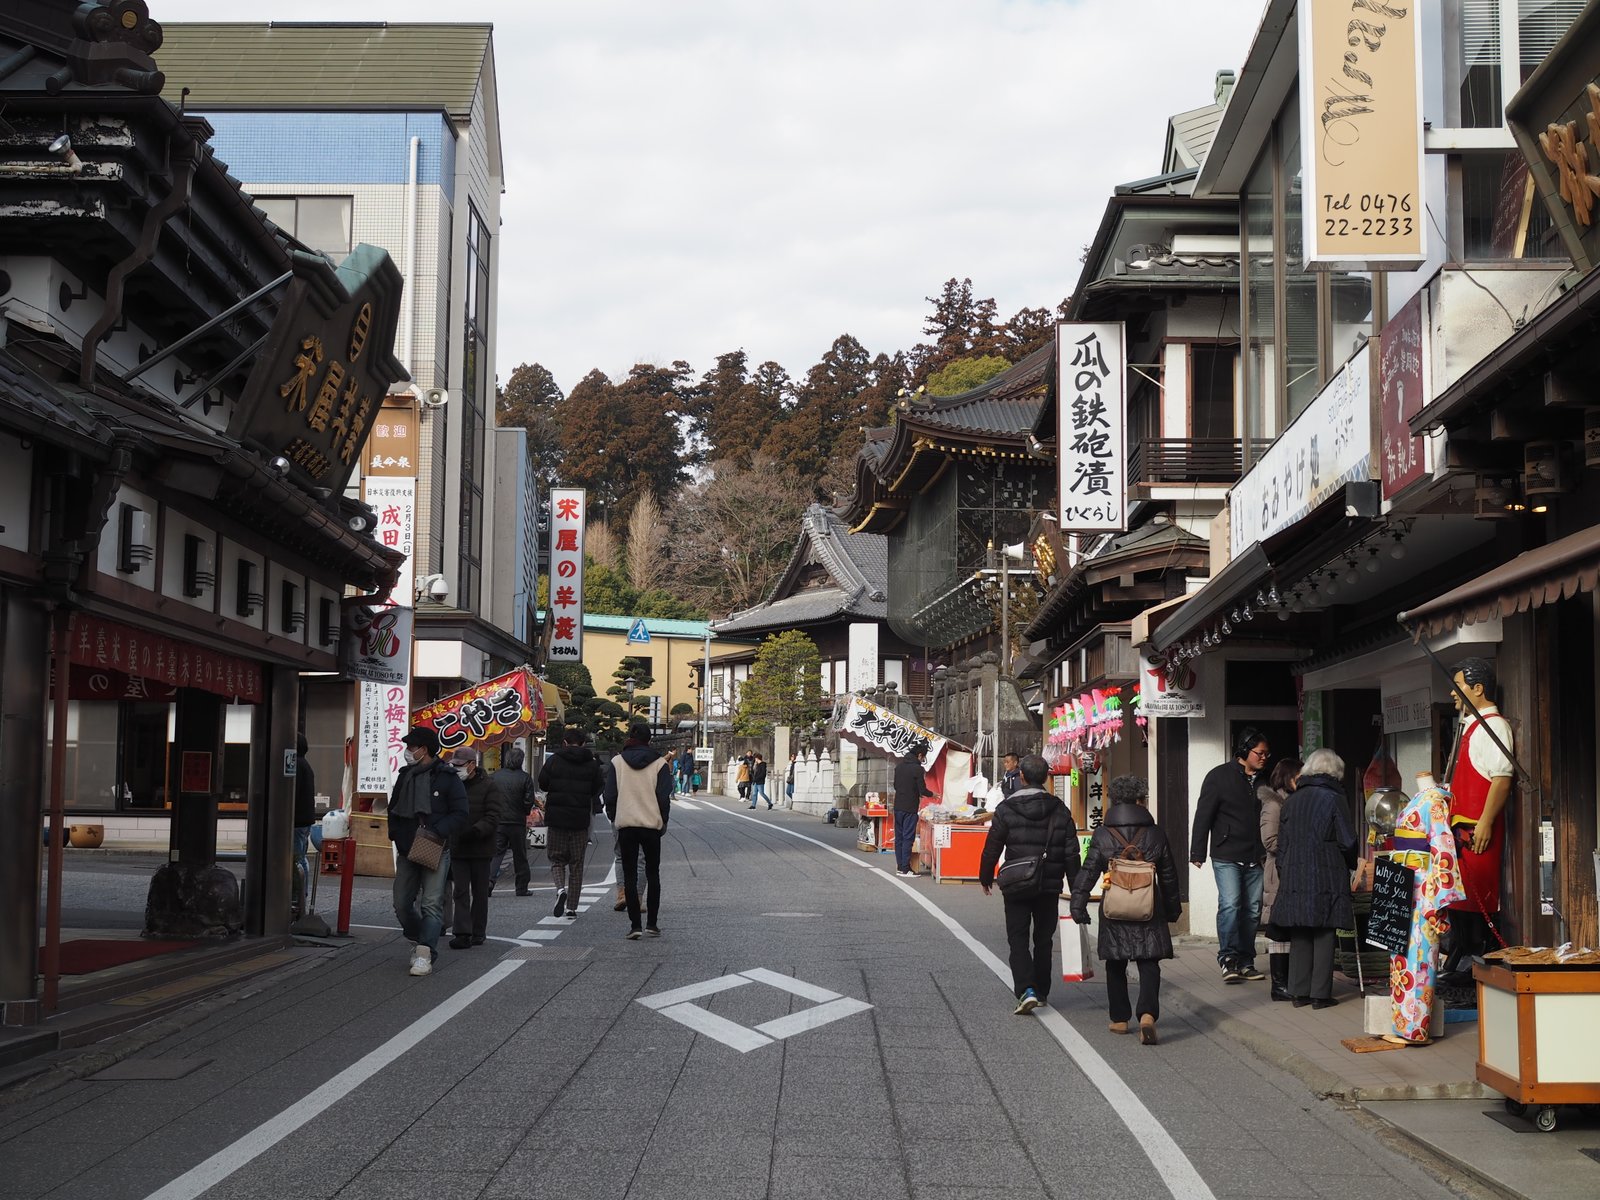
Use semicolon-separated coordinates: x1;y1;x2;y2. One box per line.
388;727;470;976
446;745;515;949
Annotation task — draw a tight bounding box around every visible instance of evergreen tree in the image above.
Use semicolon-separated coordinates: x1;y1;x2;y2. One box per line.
495;362;564;486
925;354;1012;396
596;656;656;752
733;631;824;736
910;277;1005;382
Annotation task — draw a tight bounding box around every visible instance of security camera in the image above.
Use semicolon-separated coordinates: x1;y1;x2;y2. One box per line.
421;387;449;408
429;575;450;600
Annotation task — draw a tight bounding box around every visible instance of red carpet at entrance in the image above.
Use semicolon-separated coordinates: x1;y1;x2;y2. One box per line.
45;939;201;975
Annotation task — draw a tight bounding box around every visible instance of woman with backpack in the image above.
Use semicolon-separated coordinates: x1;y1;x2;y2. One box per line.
1069;774;1183;1044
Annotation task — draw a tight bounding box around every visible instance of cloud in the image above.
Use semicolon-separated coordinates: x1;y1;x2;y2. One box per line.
151;0;1264;393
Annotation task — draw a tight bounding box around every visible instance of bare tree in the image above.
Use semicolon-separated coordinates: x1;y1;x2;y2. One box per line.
625;492;668;594
672;457;813;616
586;519;619;572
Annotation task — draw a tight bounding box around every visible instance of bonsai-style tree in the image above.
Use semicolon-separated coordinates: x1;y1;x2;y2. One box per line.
733;631;824;736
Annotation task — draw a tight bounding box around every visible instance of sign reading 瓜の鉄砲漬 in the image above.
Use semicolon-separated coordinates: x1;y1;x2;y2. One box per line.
1056;323;1126;534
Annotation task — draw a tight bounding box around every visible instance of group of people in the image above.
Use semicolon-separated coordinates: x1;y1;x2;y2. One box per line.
735;752;771;808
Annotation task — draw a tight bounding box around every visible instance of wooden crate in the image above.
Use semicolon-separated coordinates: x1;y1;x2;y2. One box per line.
351;814;395;879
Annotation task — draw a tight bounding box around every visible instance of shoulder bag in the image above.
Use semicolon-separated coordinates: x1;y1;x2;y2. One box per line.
995;804;1062;898
406;825;445;871
1101;825;1157;921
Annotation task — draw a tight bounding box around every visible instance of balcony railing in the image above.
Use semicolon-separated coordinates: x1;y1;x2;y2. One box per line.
1127;438;1272;487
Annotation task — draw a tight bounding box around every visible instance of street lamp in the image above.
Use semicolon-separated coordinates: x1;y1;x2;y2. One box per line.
984;539;1030;783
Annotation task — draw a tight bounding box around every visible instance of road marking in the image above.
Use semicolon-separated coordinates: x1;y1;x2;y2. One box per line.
656;1001;773;1052
740;966;840;1003
636;973;752;1010
675;798;699;810
711;807;1217;1200
754;996;872;1039
143;959;525;1200
635;969;871;1052
537;915;571;926
350;924;536;949
517;930;563;941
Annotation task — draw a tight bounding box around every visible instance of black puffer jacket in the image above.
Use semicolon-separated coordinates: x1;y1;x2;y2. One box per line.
1270;773;1358;930
1070;804;1183;962
495;765;535;817
539;745;603;832
1190;760;1264;864
979;788;1081;895
451;770;514;860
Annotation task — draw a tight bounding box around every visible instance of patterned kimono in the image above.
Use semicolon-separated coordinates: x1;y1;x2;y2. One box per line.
1387;785;1465;1043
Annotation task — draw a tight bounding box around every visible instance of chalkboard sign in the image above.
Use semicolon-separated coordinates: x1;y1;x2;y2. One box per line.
1364;856;1416;955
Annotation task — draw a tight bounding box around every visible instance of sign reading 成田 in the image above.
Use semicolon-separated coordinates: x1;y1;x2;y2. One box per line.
228;246;408;494
1056;323;1126;533
1299;0;1425;269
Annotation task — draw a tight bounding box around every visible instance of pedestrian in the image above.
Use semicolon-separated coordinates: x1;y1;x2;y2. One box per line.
387;727;469;976
1258;756;1302;1002
292;732;317;912
979;754;1080;1014
749;753;771;810
603;721;673;939
676;748;695;795
735;754;752;801
539;726;604;918
1190;727;1270;984
489;745;536;896
1000;752;1021;798
1069;775;1182;1043
891;749;933;876
1271;748;1358;1008
786;751;798;803
447;746;513;949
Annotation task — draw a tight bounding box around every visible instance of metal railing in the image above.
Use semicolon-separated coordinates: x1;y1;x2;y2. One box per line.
1127;438;1272;486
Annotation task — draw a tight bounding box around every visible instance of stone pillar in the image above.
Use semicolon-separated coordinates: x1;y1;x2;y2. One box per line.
260;665;299;936
0;593;48;1023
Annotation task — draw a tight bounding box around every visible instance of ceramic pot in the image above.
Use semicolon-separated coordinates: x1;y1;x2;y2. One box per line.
68;824;105;849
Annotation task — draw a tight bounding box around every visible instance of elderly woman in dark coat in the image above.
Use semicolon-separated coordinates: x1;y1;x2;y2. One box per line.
1271;748;1359;1008
1069;775;1183;1045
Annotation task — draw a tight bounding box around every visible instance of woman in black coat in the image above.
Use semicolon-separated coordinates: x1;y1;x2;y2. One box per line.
1270;748;1359;1008
1069;775;1183;1044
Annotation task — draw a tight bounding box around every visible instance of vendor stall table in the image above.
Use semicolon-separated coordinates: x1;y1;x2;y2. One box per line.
920;819;991;882
1474;960;1600;1132
858;806;894;853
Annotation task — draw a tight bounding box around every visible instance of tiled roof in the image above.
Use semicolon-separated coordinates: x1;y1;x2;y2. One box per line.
1167;100;1225;171
156;23;493;119
712;504;890;635
0;348;107;446
577;614;713;639
712;587;861;634
903;342;1051;438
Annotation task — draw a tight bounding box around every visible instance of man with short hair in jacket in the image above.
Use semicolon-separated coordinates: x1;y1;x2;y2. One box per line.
1190;727;1271;984
891;752;933;876
448;745;514;949
387;726;470;976
980;754;1081;1014
489;745;536;896
603;722;673;939
539;727;604;918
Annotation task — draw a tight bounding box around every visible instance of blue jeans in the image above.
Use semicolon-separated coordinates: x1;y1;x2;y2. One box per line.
293;825;313;903
394;847;451;952
1213;860;1263;967
750;782;769;807
894;810;919;872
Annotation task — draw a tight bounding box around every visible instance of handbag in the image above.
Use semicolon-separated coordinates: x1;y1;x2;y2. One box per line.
406;826;445;871
1101;825;1157;921
526;805;545;828
995;804;1062;898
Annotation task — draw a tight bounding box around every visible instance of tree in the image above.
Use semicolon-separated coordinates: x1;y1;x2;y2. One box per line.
925;354;1012;397
671;458;813;614
596;656;656;752
696;350;773;468
1001;300;1072;362
910;277;1005;382
586;520;619;572
553;364;688;516
733;631;824;736
545;662;602;744
495;362;564;486
625;492;668;594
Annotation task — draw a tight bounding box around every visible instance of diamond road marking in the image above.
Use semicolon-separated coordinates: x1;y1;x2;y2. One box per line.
636;969;872;1052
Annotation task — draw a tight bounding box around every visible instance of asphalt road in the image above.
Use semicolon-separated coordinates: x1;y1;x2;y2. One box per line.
10;795;1467;1200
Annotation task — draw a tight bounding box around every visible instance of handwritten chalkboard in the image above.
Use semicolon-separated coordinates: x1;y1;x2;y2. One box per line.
1364;857;1415;955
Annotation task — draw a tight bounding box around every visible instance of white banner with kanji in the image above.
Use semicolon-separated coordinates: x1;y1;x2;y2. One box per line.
364;476;416;605
358;678;411;795
1057;323;1126;533
547;487;586;663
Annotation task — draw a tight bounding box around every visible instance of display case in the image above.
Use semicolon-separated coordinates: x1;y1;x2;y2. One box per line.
1475;960;1600;1131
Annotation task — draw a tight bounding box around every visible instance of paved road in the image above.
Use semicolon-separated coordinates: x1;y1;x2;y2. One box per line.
9;795;1468;1200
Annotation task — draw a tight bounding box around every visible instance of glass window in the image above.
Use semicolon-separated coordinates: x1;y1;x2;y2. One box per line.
1279;91;1321;418
254;196;353;259
64;701;122;812
1461;151;1562;258
1460;0;1504;127
1191;345;1237;439
1520;1;1586;83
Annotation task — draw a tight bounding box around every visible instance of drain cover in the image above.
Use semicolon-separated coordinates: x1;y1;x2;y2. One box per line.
89;1057;210;1081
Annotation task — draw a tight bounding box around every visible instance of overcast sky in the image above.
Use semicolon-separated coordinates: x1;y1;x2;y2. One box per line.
152;0;1265;395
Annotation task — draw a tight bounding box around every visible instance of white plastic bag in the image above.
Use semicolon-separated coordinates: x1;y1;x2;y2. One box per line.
1059;914;1095;982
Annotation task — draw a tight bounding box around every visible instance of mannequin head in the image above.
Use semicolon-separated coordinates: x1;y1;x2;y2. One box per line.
1451;656;1496;715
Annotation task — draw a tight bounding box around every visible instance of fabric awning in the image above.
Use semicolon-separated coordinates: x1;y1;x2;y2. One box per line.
1399;525;1600;639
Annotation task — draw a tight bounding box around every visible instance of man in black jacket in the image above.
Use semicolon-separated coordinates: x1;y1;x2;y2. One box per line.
292;732;317;913
891;752;933;876
447;746;513;949
980;754;1080;1014
387;727;470;977
603;723;673;938
489;746;535;896
1190;727;1271;984
539;727;604;918
748;753;771;810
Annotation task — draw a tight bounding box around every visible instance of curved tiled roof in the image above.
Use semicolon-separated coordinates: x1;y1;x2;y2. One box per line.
711;504;888;636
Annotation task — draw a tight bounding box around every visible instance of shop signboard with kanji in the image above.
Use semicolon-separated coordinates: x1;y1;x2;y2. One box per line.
834;694;946;771
547;487;587;663
358;679;410;794
412;668;548;753
1056;323;1126;533
69;614;263;703
342;602;412;686
1379;289;1429;500
367;398;419;477
363;476;416;611
227;245;408;494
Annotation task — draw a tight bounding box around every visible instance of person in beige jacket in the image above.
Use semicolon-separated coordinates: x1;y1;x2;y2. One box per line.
602;722;673;938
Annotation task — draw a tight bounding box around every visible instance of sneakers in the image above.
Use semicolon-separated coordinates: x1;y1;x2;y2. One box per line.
564;909;578;919
896;868;915;877
1014;989;1041;1015
645;926;660;937
552;890;567;918
1237;962;1266;981
1221;960;1245;984
626;928;642;940
408;952;432;977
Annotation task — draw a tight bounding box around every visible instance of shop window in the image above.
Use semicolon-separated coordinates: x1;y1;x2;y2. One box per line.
1278;92;1320;419
255;196;353;259
1460;152;1562;259
63;701;121;812
124;700;176;808
222;704;253;810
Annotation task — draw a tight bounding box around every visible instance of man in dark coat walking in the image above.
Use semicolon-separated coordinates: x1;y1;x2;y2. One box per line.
603;723;673;938
539;727;604;918
891;751;933;876
489;745;535;896
1190;727;1271;984
387;726;469;976
292;732;317;913
980;754;1080;1014
447;746;514;949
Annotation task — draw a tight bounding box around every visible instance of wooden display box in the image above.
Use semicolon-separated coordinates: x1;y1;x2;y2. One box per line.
1475;961;1600;1127
350;813;395;879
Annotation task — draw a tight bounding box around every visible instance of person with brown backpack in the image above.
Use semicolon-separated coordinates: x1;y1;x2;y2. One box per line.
1070;774;1183;1044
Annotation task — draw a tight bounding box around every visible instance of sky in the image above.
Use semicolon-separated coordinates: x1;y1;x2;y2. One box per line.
150;0;1267;395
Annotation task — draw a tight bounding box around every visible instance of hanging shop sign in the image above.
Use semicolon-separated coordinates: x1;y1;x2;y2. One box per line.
69;614;263;703
546;487;587;663
1379;289;1429;500
63;663;178;702
357;679;409;794
1047;684;1144;761
1139;654;1204;719
1056;323;1127;533
1298;0;1425;269
366;397;420;477
412;667;548;753
1230;343;1373;558
228;245;408;494
342;602;412;686
835;694;945;770
364;475;416;611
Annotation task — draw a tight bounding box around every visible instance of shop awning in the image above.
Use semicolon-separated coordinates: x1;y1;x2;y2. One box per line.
539;678;567;724
1399;525;1600;639
1148;544;1268;651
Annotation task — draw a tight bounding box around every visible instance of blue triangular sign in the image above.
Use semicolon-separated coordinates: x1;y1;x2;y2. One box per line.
627;618;651;644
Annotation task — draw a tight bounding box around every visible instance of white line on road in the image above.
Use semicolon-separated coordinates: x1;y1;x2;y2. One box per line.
142;959;526;1200
711;806;1217;1200
655;1001;773;1052
635;972;752;1010
753;996;872;1039
739;966;841;1003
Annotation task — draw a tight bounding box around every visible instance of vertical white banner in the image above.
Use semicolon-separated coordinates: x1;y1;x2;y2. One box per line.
358;473;415;795
847;622;878;694
358;678;410;795
547;487;587;663
364;476;417;604
1057;323;1127;533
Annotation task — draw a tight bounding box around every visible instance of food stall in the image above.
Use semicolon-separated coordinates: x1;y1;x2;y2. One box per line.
1474;945;1600;1132
836;694;949;870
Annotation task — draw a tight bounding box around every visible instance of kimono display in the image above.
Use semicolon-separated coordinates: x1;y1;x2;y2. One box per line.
1385;779;1464;1044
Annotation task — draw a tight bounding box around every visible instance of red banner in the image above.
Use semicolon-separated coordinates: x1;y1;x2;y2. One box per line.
69;615;264;703
65;662;179;702
411;668;547;752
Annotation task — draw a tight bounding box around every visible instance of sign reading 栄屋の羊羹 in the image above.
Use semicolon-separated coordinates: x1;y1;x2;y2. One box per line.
1056;322;1126;534
1298;0;1426;270
547;488;587;663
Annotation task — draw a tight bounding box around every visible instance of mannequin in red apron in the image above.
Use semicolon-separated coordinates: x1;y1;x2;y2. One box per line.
1442;656;1513;979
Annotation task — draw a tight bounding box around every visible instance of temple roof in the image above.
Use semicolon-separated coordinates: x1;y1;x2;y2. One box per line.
712;504;888;635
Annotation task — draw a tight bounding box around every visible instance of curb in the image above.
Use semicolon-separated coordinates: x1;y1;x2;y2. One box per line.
1346;1106;1527;1200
